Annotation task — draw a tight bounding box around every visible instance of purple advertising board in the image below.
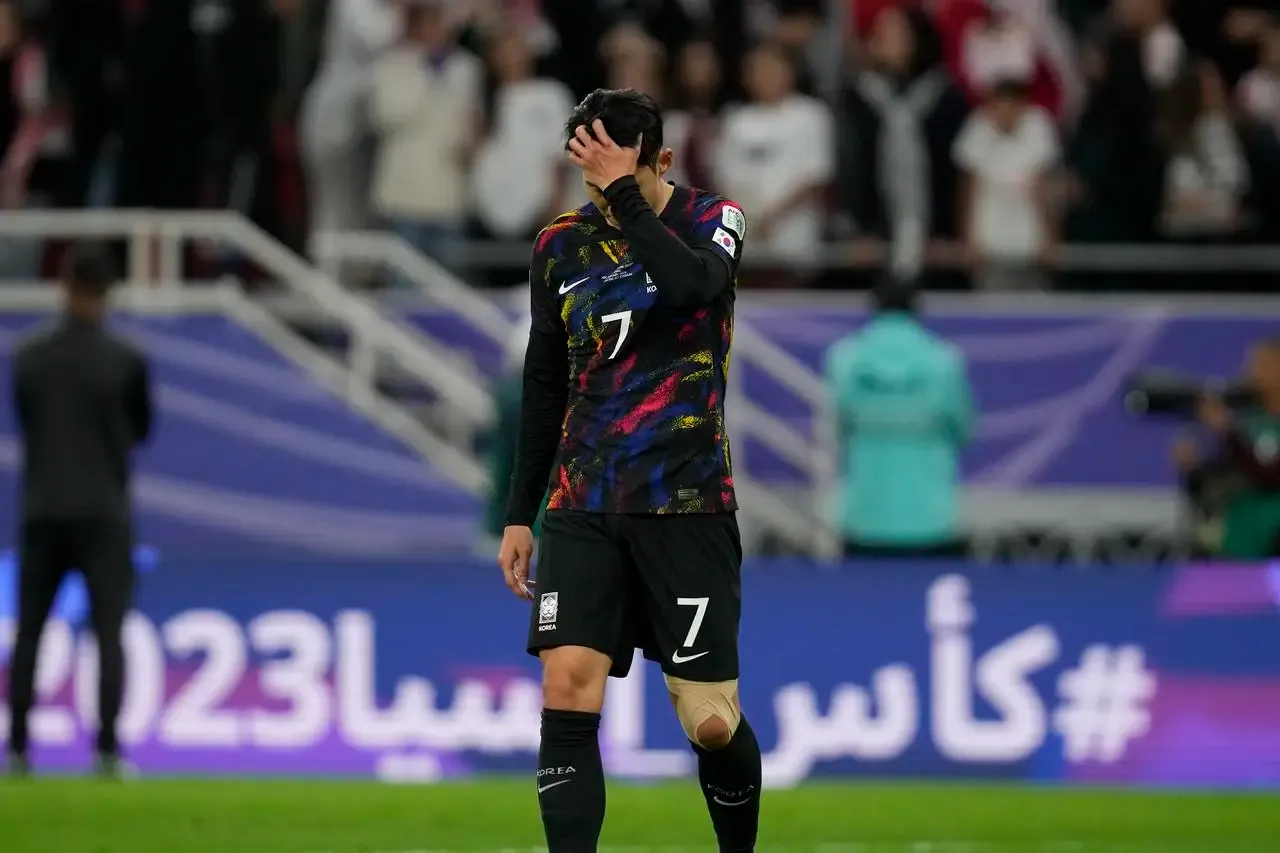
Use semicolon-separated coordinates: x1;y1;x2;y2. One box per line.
2;556;1278;786
407;301;1278;489
733;305;1277;488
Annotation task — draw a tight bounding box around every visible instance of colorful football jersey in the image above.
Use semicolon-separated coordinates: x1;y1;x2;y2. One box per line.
529;185;746;514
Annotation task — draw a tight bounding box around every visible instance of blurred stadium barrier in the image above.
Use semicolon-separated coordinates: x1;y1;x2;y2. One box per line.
1;213;1278;558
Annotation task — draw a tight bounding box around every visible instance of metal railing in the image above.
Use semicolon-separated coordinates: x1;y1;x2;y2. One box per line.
438;238;1280;273
312;230;518;346
0;211;490;493
0;210;493;421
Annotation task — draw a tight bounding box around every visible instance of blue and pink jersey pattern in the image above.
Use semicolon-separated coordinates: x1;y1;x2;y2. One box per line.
529;186;744;515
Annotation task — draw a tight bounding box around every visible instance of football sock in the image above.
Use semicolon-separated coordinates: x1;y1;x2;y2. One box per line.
695;716;762;853
537;709;606;853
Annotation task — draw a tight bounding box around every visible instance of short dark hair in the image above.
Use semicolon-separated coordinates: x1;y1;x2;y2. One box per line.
64;242;117;297
871;275;918;315
747;39;795;67
566;88;664;168
989;78;1031;101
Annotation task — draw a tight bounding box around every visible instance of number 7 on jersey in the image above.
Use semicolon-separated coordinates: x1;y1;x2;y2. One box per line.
602;310;632;360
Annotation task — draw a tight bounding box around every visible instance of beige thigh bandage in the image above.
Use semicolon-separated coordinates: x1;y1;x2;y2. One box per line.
664;675;741;745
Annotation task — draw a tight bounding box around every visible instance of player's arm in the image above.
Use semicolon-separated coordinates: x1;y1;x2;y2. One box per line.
602;177;740;306
131;350;154;446
11;347;30;437
504;247;570;528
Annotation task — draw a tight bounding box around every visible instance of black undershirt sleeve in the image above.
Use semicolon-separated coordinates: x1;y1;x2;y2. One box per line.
504;291;570;528
602;176;732;306
132;354;153;445
12;351;28;436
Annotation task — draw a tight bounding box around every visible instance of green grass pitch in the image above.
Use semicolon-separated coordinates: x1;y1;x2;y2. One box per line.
0;779;1276;853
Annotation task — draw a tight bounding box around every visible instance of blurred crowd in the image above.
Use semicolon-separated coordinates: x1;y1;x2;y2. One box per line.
1;0;1280;288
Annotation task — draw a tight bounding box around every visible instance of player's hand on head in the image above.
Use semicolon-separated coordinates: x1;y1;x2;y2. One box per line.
568;119;641;191
498;525;536;601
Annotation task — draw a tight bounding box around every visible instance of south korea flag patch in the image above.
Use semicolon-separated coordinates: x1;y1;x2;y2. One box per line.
711;227;738;258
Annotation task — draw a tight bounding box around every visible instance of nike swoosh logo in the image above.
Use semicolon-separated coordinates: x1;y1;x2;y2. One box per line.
537;779;572;794
559;277;589;295
671;649;710;664
713;796;752;807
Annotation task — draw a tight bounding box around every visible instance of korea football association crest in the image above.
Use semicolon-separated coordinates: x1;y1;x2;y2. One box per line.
538;591;559;631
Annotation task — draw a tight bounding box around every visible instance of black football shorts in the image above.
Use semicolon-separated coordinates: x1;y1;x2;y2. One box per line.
527;510;742;682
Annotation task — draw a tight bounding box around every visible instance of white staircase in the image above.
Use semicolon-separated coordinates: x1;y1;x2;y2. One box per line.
0;210;490;494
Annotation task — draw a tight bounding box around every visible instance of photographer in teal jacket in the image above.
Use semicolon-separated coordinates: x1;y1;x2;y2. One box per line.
824;279;975;558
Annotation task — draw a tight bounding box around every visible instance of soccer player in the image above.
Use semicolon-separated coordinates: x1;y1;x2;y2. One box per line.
497;88;761;853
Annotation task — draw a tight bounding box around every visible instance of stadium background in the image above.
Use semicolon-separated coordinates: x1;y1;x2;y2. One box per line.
0;0;1278;850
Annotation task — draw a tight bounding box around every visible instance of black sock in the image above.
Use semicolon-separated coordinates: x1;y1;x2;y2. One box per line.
695;716;762;853
537;709;606;853
95;622;125;756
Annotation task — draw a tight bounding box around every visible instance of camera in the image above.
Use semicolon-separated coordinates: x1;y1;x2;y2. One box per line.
1125;370;1257;419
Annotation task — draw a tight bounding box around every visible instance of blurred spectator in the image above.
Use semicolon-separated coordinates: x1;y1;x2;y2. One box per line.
1059;0;1176;250
664;36;722;189
1238;16;1280;137
601;20;666;96
0;0;61;277
1209;5;1276;88
257;0;319;252
458;0;559;60
114;0;275;214
714;42;833;271
939;0;1082;123
1064;0;1182;242
45;0;122;210
598;0;699;53
0;0;1273;296
953;80;1060;290
538;0;609;96
199;0;285;225
1222;6;1278;46
849;0;920;42
537;0;746;100
1063;28;1164;243
114;0;202;210
369;0;481;268
824;279;974;558
471;27;576;241
760;0;825;95
1157;62;1249;237
1113;0;1185;89
268;0;323;123
841;5;969;280
299;0;397;240
1174;339;1280;560
960;4;1038;95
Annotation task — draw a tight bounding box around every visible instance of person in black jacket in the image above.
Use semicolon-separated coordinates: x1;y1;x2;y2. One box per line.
5;244;152;779
839;6;970;286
